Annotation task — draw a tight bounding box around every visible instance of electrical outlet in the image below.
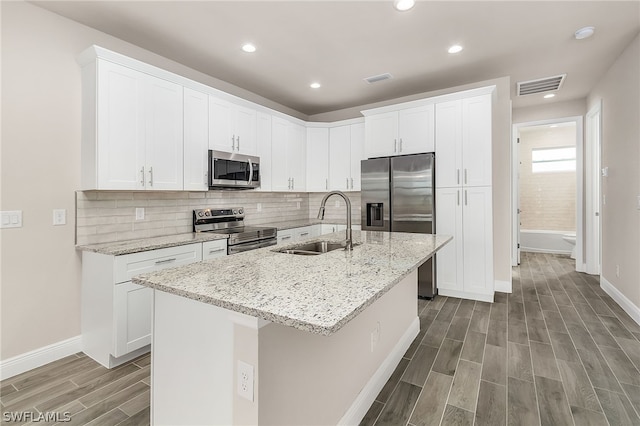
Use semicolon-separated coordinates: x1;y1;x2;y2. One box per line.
237;361;254;402
616;265;620;278
257;203;262;212
135;208;145;220
334;200;340;208
296;201;300;209
53;209;66;226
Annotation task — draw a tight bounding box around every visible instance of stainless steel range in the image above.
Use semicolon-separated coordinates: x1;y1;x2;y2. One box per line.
193;207;277;254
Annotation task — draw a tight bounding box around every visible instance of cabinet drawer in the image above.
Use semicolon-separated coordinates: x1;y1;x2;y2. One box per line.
114;243;202;284
202;239;228;261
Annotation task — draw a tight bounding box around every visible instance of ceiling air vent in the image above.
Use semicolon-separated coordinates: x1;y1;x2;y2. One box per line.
364;73;393;84
517;74;566;96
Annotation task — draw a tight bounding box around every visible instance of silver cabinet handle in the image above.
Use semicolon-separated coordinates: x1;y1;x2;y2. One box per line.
231;135;235;151
155;257;176;265
457;169;460;185
394;139;397;153
204;172;208;185
326;178;328;190
208;248;225;254
300;232;309;236
464;169;468;185
140;167;145;186
350;177;354;189
237;136;240;151
465;190;468;206
291;177;294;189
148;166;153;186
457;190;460;206
282;235;292;240
346;178;349;189
288;177;291;190
399;138;403;152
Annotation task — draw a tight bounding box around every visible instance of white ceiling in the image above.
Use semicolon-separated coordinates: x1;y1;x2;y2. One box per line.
32;0;640;117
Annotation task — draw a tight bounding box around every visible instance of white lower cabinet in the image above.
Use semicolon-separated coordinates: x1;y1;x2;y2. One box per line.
82;242;210;368
202;239;228;260
436;186;494;301
277;225;322;243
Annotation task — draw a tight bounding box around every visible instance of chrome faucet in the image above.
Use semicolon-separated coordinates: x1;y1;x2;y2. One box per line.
317;191;352;250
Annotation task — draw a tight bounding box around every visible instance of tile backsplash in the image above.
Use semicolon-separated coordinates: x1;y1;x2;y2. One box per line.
76;190;360;245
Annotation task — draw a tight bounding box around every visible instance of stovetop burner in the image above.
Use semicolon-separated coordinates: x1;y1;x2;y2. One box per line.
193;207;277;246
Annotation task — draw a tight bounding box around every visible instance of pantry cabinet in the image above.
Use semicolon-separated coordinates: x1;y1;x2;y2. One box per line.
183;87;209;191
363;104;434;158
82;59;184;190
272;117;306;191
329;123;364;191
208;96;257;156
306;128;330;191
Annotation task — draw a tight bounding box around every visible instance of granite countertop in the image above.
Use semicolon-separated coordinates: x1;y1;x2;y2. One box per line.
133;231;452;336
77;232;228;256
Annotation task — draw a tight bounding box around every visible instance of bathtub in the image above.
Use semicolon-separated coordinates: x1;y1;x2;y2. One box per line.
520;230;575;255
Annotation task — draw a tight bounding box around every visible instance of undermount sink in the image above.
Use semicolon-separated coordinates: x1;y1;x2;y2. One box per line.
273;240;358;256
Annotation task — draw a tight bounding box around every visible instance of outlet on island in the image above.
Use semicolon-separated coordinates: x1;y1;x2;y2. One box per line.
237;360;254;402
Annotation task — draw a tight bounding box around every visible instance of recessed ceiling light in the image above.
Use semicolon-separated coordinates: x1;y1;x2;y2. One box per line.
393;0;415;11
575;26;595;40
310;82;321;89
242;43;256;53
544;94;555;99
448;45;463;54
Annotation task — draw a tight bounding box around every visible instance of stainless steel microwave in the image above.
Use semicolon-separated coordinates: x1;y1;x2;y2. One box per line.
208;150;260;189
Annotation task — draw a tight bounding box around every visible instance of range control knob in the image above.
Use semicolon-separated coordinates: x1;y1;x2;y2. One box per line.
198;211;204;217
233;209;238;215
238;208;244;215
204;211;210;216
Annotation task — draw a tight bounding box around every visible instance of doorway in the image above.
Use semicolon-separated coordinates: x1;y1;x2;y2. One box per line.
585;101;602;275
512;116;585;271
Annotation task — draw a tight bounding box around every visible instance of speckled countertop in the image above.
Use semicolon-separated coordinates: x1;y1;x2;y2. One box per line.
133;231;452;336
77;232;228;256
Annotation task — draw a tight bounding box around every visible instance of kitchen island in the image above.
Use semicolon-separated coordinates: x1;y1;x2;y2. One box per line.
134;230;451;425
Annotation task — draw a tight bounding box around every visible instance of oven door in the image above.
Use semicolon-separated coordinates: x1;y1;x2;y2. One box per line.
228;238;277;255
209;150;260;189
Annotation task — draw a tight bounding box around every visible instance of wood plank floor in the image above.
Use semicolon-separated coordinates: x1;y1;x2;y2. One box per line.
362;253;640;426
2;253;639;425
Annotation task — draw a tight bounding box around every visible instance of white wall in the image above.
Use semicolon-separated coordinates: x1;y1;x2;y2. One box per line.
587;33;640;311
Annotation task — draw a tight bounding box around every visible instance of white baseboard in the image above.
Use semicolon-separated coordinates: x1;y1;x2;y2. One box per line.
495;280;512;293
438;288;494;303
338;316;419;426
600;276;640;326
0;336;82;381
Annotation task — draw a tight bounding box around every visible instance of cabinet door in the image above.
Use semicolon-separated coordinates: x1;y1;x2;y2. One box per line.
183;88;209;191
307;128;330;191
208;96;234;152
462;95;492;187
435;100;463;188
202;239;227;261
294;226;312;240
271;117;291;191
288;123;306;191
96;60;145;190
145;76;184;190
256;112;272;191
349;123;365;191
462;186;493;295
329;125;351;191
435;188;464;292
365;112;398;158
114;282;152;357
398;104;435;154
277;229;294;244
234;105;257;155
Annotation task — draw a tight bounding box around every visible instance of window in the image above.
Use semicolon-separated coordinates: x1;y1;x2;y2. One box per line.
532;146;576;173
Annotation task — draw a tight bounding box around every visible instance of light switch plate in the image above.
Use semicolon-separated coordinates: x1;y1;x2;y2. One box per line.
53;209;66;226
1;211;22;228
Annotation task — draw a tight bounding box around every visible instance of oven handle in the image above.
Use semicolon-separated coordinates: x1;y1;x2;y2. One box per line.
228;239;277;254
247;160;253;185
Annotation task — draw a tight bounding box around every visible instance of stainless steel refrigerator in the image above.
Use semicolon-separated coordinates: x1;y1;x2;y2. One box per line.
361;153;436;298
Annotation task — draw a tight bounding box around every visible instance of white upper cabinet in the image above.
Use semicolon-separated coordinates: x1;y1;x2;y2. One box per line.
306;127;330;192
435;94;492;188
364;104;434;158
208;96;257;156
183;88;209;191
328;123;364;191
271;117;306;191
349;123;365;191
256;112;272;191
85;59;183;190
